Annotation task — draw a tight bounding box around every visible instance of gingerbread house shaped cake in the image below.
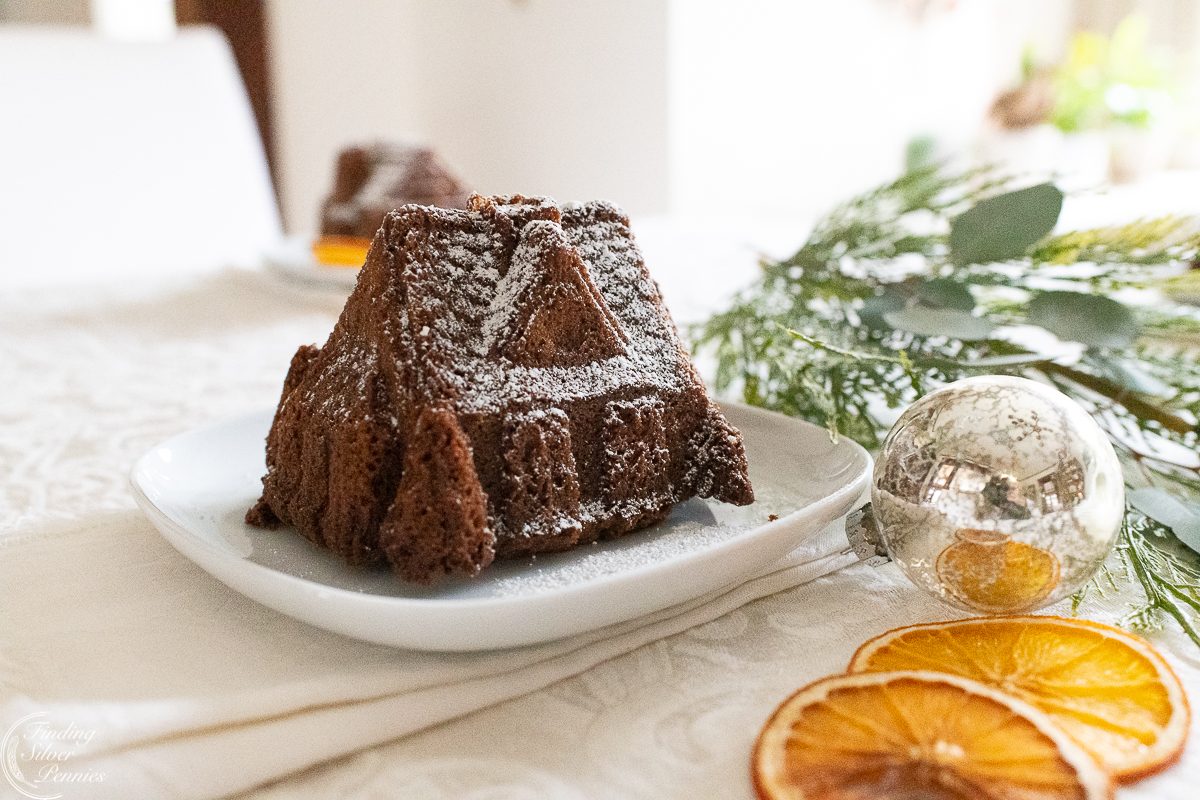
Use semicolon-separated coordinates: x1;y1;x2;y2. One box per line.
320;142;472;239
248;195;754;584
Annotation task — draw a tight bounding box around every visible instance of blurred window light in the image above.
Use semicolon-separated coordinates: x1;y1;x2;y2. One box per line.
91;0;176;41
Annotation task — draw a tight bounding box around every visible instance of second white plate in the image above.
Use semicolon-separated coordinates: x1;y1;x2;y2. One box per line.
131;403;870;651
263;235;361;289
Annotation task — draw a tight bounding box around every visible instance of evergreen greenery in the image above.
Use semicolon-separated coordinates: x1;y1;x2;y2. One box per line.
691;163;1200;648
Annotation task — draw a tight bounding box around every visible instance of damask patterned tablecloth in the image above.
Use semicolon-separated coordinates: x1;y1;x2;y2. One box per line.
2;252;1198;799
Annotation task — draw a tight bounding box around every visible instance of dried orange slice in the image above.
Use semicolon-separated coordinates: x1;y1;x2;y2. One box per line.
312;235;371;268
848;616;1190;782
936;529;1060;613
753;670;1113;800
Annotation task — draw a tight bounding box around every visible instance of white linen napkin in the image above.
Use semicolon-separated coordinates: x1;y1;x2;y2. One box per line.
233;541;1200;800
0;509;858;800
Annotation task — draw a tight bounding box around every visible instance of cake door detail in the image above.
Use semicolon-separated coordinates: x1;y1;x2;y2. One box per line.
500;408;583;552
603;398;673;520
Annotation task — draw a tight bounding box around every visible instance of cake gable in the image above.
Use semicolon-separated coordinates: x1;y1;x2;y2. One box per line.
484;220;628;369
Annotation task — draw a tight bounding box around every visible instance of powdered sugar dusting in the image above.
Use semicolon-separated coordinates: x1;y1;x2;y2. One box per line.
386;200;688;413
241;476;812;600
486;481;800;597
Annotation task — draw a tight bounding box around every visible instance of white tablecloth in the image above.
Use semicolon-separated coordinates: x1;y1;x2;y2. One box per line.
2;218;1198;799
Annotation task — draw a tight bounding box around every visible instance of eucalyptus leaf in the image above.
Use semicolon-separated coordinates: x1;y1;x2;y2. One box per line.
884;307;997;340
961;352;1053;367
1129;488;1200;554
950;182;1063;266
905;135;937;173
1027;291;1140;349
1158;270;1200;307
859;291;906;331
918;278;975;311
1085;352;1174;397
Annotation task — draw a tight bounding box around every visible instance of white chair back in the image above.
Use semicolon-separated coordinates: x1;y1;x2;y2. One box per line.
0;25;281;284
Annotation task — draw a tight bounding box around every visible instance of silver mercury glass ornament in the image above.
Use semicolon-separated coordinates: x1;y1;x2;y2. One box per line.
869;375;1124;614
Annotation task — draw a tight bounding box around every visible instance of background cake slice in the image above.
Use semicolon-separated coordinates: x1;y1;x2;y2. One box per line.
320;141;471;239
248;194;754;584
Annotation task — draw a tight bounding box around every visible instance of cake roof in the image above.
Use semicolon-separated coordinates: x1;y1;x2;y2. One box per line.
343;194;697;417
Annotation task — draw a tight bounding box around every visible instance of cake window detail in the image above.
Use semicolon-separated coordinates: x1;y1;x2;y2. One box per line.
602;398;670;502
503;408;582;536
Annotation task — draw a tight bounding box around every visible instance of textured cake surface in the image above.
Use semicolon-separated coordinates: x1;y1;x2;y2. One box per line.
320;141;471;239
248;194;754;583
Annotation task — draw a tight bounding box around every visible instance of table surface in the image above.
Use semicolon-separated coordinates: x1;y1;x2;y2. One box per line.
4;186;1200;799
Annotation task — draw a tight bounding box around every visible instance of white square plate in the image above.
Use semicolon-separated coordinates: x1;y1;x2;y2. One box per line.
130;403;870;651
263;235;360;289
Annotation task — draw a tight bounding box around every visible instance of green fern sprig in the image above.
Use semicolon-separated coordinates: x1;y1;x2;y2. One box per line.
1108;510;1200;647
